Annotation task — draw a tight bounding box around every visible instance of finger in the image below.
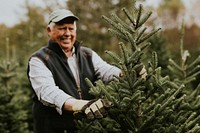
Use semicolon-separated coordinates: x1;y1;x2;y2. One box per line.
139;67;146;75
95;99;107;116
85;107;94;120
90;102;103;118
101;99;113;108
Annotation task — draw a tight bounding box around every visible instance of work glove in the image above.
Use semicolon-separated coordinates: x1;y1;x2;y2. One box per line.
139;66;147;80
119;65;147;80
72;99;111;120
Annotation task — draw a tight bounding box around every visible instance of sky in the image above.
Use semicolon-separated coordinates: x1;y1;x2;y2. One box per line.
0;0;199;27
0;0;66;27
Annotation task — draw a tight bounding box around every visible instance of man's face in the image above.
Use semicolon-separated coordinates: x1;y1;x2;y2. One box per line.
47;22;76;52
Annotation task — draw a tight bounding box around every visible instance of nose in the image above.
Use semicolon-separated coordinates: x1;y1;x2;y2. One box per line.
64;28;71;36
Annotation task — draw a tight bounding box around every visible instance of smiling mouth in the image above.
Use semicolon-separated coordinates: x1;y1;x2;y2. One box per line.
61;38;71;43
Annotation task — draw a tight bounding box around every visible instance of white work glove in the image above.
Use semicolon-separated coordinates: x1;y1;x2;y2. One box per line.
139;66;147;80
119;66;147;80
72;99;111;120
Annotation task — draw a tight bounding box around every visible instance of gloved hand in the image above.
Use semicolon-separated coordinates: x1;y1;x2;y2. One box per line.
139;66;147;80
119;65;147;80
72;99;111;120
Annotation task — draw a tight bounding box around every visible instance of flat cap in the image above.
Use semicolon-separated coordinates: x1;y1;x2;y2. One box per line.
49;9;79;24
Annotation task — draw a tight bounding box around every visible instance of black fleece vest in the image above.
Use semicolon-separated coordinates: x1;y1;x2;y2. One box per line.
27;40;97;130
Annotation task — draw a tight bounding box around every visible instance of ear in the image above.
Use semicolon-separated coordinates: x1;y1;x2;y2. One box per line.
47;26;52;36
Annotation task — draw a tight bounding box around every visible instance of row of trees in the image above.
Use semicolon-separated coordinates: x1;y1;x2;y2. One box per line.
0;0;200;132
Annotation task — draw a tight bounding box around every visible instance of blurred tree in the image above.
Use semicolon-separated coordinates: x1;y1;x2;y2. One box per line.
7;5;47;65
0;25;9;58
0;41;31;133
157;0;185;29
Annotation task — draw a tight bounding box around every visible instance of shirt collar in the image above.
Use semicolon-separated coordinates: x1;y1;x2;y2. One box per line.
70;46;76;56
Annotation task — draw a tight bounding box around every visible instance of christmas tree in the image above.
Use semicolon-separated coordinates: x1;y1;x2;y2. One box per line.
0;38;30;133
75;1;200;132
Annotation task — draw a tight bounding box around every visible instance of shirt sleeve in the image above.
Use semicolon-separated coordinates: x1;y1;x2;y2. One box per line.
92;51;121;83
28;57;72;115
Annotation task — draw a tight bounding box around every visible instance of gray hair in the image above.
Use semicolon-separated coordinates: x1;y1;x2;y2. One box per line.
48;21;77;31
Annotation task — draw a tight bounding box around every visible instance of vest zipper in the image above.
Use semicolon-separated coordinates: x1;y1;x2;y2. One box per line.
77;85;82;99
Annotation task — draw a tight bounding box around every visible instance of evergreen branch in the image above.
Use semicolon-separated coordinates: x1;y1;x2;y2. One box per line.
119;42;129;66
172;94;186;110
138;110;156;132
136;28;161;45
184;77;196;85
124;116;136;131
102;15;127;38
127;50;141;64
187;124;200;133
152;51;158;70
187;65;200;77
168;58;183;73
158;85;184;112
118;88;132;97
185;114;200;130
154;67;165;86
124;70;137;88
118;82;132;90
122;8;136;27
135;4;142;29
85;78;101;96
136;27;147;42
190;88;200;101
105;50;121;63
96;81;118;106
102;15;118;30
144;88;171;114
185;70;200;83
193;102;200;110
173;110;187;125
108;28;128;41
143;97;161;114
187;56;200;70
167;65;183;78
125;31;138;51
179;20;185;63
137;11;152;28
111;13;135;34
139;42;151;51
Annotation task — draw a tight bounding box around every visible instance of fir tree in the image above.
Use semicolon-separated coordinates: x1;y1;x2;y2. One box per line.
75;1;200;133
0;38;30;133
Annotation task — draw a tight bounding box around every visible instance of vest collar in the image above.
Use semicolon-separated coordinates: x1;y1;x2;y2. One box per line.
47;40;81;57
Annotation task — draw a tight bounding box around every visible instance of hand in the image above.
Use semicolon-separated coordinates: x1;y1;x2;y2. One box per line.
72;99;111;120
139;66;147;80
119;65;147;80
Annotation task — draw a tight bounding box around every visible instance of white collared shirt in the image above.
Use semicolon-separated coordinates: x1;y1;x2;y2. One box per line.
28;48;121;114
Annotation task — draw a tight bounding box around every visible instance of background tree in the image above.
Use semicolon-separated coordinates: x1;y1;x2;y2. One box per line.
0;40;31;133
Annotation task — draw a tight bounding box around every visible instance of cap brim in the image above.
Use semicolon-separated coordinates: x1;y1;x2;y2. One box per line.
51;14;79;23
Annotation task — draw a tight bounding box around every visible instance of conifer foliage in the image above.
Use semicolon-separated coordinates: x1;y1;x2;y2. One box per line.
0;39;30;133
75;1;200;133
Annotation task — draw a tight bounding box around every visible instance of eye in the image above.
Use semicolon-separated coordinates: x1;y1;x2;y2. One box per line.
58;27;66;30
69;27;74;31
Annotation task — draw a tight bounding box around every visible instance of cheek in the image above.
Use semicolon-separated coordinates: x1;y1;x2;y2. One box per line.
51;31;62;39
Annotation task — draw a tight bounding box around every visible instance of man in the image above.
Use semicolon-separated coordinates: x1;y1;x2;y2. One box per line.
28;9;147;133
27;9;122;133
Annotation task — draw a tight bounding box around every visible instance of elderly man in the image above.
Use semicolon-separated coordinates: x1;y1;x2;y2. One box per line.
27;9;122;133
